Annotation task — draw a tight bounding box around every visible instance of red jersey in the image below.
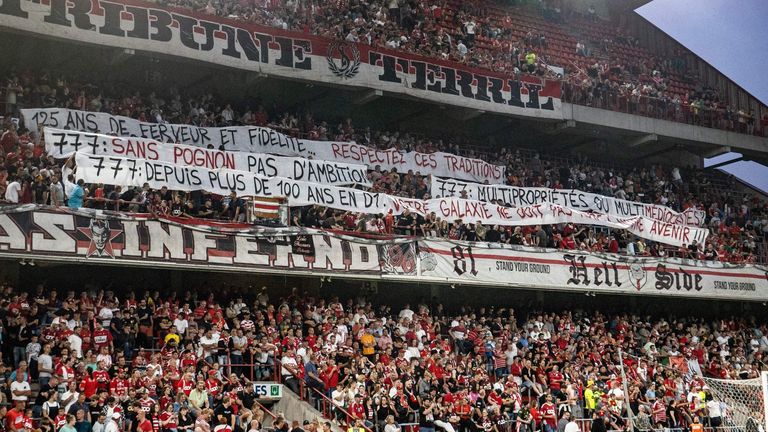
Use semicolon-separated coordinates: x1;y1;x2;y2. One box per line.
80;376;99;398
652;400;667;422
54;414;68;430
138;419;153;432
322;366;339;389
541;402;557;427
454;403;471;420
6;409;23;432
79;328;92;352
56;364;75;382
350;402;365;419
93;370;110;389
548;371;563;390
110;378;130;397
93;329;113;349
176;379;195;396
206;378;222;396
41;327;57;344
160;412;177;429
139;397;155;413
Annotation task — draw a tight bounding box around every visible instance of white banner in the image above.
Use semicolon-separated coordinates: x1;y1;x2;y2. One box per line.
431;176;706;227
75;153;707;247
424;196;709;246
418;240;768;301
25;108;506;183
45;128;371;186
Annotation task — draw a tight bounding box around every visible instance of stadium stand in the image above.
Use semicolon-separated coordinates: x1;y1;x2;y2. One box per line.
0;285;766;432
0;70;765;263
0;0;767;432
142;0;763;136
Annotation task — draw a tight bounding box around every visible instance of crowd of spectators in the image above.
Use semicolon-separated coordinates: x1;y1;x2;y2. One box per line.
0;69;766;264
0;284;766;432
142;0;767;136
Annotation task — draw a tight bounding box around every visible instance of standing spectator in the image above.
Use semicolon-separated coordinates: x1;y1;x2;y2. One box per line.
136;409;153;432
37;354;55;398
105;413;121;432
387;0;400;25
304;354;324;408
541;395;558;432
67;179;84;209
456;41;468;59
5;175;21;203
525;51;537;73
463;20;476;46
280;348;300;395
49;174;65;206
60;415;77;432
10;373;32;404
25;335;41;381
222;191;247;223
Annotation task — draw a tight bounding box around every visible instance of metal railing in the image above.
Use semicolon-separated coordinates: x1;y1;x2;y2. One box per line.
562;82;764;136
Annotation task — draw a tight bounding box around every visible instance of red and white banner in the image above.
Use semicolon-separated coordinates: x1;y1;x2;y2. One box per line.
5;0;561;121
26;108;505;183
45;128;371;186
418;240;768;301
430;176;706;227
0;205;417;275
76;153;708;247
0;206;762;301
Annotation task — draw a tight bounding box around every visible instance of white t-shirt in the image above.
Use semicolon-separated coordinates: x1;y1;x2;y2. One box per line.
281;356;298;377
457;42;468;56
331;389;345;407
335;325;348;343
97;353;113;369
384;424;401;432
68;333;83;358
63;390;80;413
404;346;421;361
564;421;580;432
5;181;21;203
199;333;220;357
38;353;53;378
105;419;120;432
399;308;415;321
173;318;189;335
98;307;114;327
707;400;722;417
10;380;30;401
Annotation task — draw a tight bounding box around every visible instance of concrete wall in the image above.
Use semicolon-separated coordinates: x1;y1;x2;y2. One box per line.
562;103;768;154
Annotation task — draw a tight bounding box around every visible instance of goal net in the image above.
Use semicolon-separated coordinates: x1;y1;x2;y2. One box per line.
699;372;768;432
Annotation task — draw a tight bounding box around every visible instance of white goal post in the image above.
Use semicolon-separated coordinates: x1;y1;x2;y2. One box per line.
617;352;767;432
698;371;768;432
763;371;768;432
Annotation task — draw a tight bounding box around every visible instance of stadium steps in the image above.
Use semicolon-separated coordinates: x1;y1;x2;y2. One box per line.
265;390;344;432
